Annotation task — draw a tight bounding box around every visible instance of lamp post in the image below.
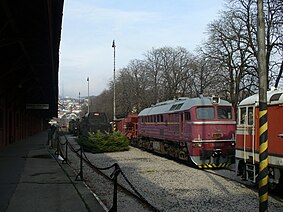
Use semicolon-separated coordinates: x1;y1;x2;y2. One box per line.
79;92;81;116
87;77;89;114
112;40;116;121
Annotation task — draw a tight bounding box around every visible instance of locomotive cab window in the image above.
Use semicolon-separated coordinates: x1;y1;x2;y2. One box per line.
238;107;253;125
239;107;246;125
270;93;282;101
248;107;254;125
217;107;232;119
196;107;214;120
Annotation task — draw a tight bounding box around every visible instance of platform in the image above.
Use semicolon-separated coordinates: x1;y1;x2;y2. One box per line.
0;131;106;212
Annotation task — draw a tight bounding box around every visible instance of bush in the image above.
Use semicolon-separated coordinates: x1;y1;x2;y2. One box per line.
78;130;130;153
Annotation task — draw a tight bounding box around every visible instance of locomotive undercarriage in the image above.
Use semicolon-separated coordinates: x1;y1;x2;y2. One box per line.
237;160;282;189
192;150;233;169
131;137;233;168
131;137;190;162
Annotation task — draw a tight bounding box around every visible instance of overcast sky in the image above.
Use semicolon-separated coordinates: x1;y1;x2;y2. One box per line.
59;0;225;98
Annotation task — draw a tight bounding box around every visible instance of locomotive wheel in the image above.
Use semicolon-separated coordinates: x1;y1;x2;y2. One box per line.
178;151;188;161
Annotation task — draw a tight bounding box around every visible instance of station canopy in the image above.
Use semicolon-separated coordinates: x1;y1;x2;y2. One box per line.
0;1;64;119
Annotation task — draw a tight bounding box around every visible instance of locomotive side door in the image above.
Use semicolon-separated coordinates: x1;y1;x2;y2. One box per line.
247;106;256;164
179;112;184;139
239;105;257;182
239;106;255;162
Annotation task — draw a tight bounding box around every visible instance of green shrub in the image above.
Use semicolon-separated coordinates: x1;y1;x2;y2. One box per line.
78;130;130;153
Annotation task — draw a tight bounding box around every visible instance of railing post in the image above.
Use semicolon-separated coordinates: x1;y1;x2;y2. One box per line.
63;139;68;164
75;145;84;181
55;131;60;156
109;163;121;212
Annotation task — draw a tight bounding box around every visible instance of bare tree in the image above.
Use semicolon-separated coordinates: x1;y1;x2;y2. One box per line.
144;48;163;103
229;0;283;87
90;89;113;120
202;11;253;106
200;0;282;106
144;47;195;100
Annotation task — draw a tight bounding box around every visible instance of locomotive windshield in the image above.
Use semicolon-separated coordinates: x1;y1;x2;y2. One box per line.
217;107;232;119
196;107;214;119
197;106;232;120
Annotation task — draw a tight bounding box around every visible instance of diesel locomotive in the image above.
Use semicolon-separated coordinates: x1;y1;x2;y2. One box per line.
236;87;283;188
130;96;236;168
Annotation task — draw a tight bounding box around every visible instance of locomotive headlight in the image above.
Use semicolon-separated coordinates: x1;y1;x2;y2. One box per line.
192;143;202;148
211;96;220;104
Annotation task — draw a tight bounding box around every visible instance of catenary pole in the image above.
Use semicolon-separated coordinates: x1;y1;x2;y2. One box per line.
257;0;269;211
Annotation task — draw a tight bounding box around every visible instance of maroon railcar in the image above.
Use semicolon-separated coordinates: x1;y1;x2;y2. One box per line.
116;114;138;139
135;96;236;168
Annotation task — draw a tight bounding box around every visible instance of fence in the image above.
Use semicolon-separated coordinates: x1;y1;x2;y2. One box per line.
48;126;160;212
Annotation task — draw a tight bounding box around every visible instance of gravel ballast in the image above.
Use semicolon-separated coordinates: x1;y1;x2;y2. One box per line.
65;136;283;212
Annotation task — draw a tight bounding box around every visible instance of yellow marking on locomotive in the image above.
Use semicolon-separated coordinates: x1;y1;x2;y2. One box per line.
197;162;231;169
220;163;226;168
143;122;179;125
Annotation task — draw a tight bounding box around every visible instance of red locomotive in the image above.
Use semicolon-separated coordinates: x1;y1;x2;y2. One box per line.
236;88;283;188
131;96;236;168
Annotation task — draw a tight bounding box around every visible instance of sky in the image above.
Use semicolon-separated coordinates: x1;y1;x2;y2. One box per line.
59;0;225;98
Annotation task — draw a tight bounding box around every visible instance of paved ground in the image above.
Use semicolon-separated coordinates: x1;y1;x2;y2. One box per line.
0;131;106;212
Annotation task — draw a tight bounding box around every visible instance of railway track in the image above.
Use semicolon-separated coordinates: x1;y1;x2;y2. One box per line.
203;166;283;202
59;135;283;211
130;144;283;202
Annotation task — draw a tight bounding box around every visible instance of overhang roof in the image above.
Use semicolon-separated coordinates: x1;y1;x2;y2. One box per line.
0;0;64;119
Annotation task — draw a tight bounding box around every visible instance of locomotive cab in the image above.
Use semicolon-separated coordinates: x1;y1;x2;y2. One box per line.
190;104;236;168
235;88;283;188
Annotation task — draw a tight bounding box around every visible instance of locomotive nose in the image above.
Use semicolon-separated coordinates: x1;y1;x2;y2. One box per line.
212;149;222;157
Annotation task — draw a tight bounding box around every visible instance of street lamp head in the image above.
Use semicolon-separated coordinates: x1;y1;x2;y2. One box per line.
112;40;116;48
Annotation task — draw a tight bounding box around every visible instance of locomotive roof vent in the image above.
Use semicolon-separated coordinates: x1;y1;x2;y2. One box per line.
211;96;220;104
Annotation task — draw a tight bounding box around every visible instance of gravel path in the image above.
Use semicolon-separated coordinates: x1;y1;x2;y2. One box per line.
65;136;283;212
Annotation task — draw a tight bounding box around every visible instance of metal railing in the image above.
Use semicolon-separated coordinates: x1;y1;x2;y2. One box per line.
48;126;160;212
